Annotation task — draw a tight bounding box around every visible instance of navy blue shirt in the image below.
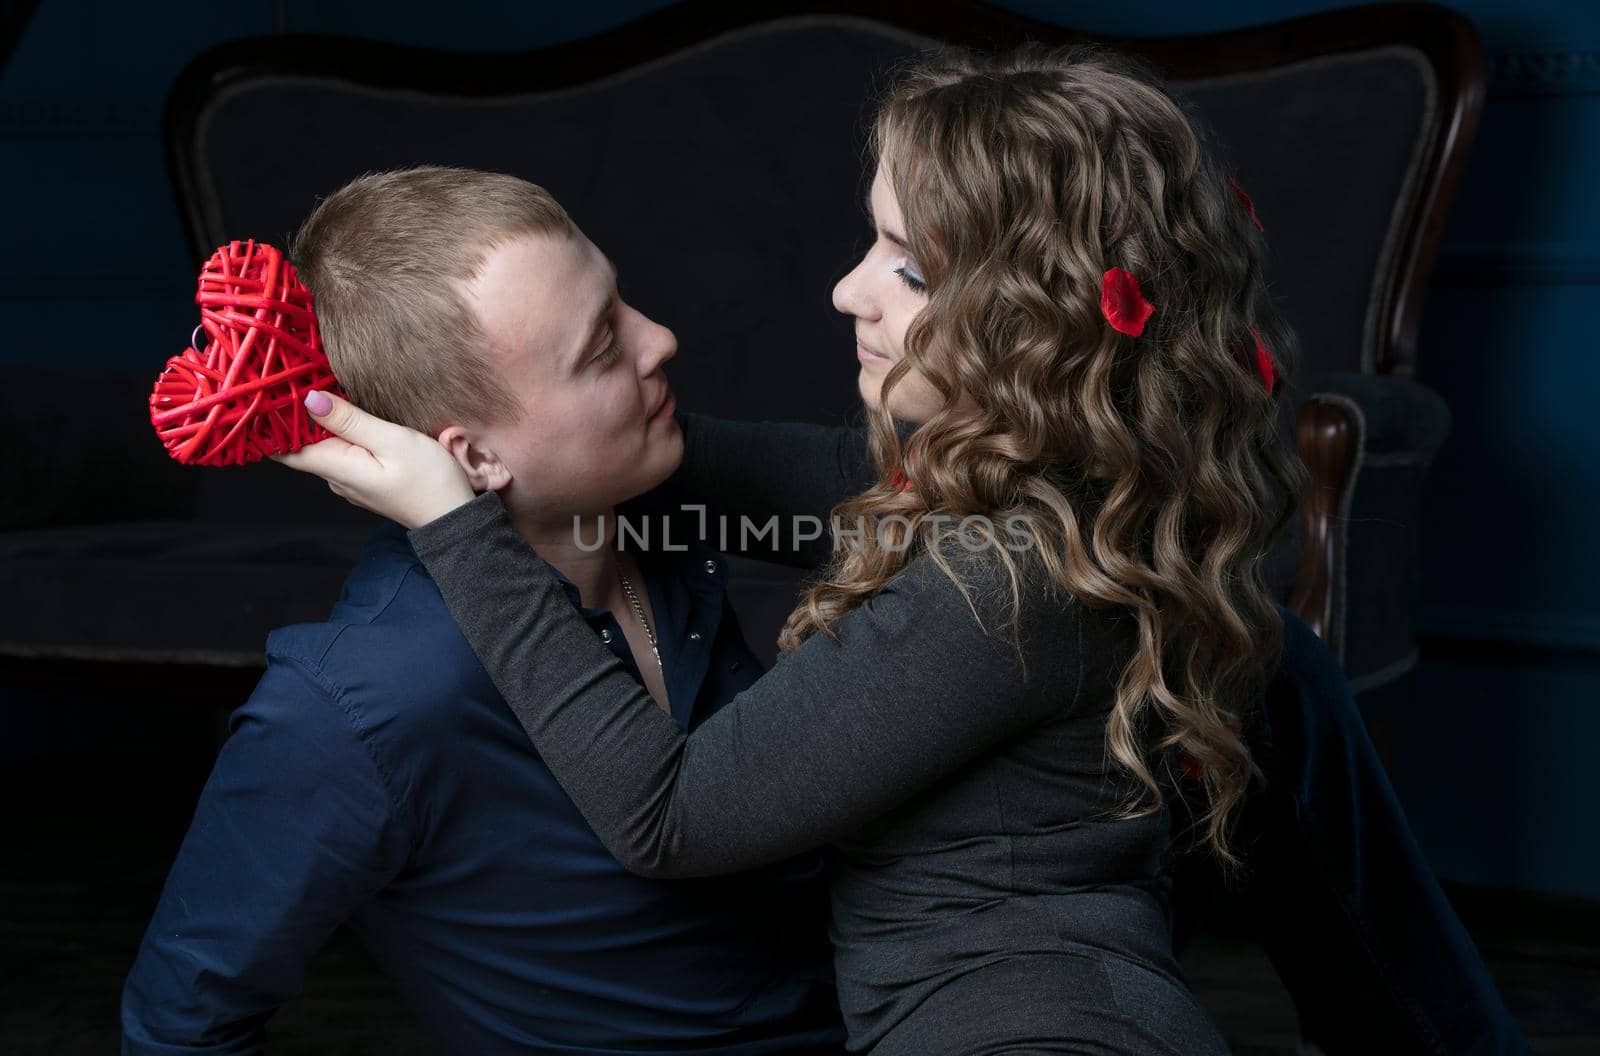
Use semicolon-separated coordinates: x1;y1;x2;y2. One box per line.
121;518;843;1055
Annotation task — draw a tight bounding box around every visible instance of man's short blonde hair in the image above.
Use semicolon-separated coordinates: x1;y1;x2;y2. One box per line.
290;166;571;434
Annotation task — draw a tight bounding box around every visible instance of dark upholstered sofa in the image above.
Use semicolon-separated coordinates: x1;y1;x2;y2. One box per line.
1;1;1482;714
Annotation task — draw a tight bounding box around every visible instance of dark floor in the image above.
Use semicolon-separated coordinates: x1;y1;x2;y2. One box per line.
1;748;1596;1054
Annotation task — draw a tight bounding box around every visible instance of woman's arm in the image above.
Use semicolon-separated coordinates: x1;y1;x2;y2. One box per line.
644;413;875;570
409;490;1100;879
274;392;1105;876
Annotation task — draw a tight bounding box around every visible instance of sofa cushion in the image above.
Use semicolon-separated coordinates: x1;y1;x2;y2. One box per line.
0;520;372;664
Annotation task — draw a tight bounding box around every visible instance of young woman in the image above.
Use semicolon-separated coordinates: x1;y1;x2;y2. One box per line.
278;45;1517;1055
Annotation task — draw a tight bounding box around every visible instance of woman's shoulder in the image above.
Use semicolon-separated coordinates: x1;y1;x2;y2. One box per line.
887;530;1136;687
787;533;1132;725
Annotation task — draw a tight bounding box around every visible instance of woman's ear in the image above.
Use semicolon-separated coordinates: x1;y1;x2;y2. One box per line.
437;425;512;493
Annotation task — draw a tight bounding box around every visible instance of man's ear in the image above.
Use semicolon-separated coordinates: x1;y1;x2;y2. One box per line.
437;425;513;493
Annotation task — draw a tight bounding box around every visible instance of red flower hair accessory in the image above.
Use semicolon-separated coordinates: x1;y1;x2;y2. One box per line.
1250;327;1277;394
888;468;915;493
1227;175;1265;234
1100;267;1155;337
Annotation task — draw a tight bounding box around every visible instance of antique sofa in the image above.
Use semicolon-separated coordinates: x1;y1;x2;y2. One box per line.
1;1;1481;721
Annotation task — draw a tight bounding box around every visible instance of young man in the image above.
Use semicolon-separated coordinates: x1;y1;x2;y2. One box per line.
121;167;844;1055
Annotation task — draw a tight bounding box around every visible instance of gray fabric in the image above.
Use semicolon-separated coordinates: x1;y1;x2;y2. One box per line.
866;942;1231;1056
0;364;382;532
0;366;198;532
0;518;371;659
407;484;1226;1053
1304;374;1451;688
0;363;375;661
1307;372;1451;462
1173;46;1435;378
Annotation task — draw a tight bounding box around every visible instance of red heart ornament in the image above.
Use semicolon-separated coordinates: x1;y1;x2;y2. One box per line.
149;240;342;466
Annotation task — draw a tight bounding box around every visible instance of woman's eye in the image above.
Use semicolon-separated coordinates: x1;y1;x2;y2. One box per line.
894;265;928;294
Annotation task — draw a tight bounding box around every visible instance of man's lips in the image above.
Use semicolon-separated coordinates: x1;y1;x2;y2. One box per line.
648;388;676;421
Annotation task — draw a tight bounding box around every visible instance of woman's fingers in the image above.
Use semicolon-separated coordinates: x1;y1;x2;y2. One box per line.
270;390;479;529
271;435;377;488
302;390;408;464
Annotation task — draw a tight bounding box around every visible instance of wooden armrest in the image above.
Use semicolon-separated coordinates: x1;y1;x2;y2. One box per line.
1289;396;1361;657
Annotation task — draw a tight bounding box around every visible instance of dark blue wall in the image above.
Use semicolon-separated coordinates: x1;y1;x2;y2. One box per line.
4;1;1596;898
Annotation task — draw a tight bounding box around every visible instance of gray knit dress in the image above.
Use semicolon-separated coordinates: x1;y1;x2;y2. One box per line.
405;415;1230;1056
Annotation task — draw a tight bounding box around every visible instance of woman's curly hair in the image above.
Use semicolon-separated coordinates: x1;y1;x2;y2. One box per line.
777;44;1309;871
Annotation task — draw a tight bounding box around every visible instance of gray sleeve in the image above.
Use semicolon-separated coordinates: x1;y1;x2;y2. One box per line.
408;490;1091;879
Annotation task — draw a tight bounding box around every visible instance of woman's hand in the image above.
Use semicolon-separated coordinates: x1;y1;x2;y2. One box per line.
271;390;478;530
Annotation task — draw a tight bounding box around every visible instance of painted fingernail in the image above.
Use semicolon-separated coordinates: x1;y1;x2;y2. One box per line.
305;390;332;416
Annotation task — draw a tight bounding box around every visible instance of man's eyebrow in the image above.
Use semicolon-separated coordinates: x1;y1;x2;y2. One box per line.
863;192;911;251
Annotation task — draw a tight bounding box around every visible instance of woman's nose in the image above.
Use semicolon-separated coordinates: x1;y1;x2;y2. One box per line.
832;260;876;320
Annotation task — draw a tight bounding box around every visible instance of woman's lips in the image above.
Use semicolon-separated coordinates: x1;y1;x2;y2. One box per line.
856;342;890;364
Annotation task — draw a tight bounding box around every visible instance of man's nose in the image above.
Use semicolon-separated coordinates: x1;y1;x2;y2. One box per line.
637;316;678;373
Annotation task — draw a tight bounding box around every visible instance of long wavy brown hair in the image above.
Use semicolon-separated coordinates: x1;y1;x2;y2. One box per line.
777;44;1309;871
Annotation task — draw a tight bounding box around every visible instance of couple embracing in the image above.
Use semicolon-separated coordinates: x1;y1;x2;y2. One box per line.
124;44;1521;1056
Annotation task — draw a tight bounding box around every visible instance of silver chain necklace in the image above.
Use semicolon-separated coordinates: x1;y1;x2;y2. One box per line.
617;568;663;670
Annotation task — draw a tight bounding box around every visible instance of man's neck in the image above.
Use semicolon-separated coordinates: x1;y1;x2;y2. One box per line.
508;504;622;610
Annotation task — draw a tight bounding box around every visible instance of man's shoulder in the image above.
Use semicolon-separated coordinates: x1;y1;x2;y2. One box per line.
263;522;486;716
223;525;523;853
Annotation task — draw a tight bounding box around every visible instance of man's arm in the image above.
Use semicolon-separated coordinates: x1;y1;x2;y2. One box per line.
122;652;410;1055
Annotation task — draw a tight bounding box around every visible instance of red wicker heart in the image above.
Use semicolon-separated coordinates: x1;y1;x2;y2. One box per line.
149;240;342;466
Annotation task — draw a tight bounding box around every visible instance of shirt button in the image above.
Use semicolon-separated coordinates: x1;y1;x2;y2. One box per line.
704;560;717;574
599;628;613;644
689;631;703;642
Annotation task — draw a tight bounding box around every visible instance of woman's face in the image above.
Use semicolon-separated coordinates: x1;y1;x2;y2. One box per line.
832;164;946;423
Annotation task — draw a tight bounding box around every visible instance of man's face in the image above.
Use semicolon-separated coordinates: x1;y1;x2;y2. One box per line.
462;228;682;516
